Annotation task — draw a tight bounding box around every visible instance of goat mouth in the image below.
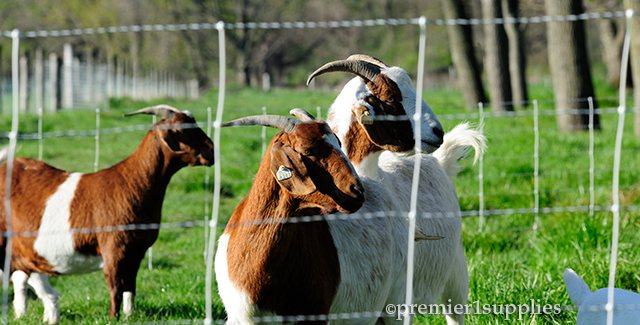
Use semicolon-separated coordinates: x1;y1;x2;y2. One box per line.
420;140;441;154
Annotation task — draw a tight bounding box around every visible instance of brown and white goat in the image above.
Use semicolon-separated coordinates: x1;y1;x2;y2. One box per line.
215;110;367;324
308;55;487;325
0;105;214;323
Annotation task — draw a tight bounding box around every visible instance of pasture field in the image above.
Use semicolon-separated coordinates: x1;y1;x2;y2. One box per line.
0;84;639;324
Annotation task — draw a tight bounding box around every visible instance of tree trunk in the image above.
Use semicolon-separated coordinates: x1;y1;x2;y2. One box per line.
544;0;600;132
600;17;626;88
626;0;640;138
502;0;528;108
441;0;488;109
482;0;513;112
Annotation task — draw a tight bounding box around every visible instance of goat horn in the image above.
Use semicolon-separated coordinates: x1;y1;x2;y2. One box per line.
306;60;381;86
289;108;315;122
222;115;301;133
123;104;182;120
346;54;389;68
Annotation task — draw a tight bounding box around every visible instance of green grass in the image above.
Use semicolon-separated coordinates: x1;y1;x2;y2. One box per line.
0;85;639;324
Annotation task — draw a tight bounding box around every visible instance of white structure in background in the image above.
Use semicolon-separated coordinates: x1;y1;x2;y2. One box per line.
0;43;199;113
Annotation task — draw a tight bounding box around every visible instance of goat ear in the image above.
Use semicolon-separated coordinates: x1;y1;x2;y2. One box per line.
355;106;415;152
270;142;316;196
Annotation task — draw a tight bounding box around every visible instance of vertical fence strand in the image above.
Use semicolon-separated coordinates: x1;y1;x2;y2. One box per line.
94;108;100;172
605;9;633;325
204;107;212;260
38;106;43;160
2;29;21;325
588;97;595;218
261;106;267;158
205;20;226;325
532;100;540;241
478;102;485;233
403;16;426;325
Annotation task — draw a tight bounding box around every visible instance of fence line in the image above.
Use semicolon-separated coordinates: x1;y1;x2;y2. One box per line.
1;11;636;39
1;9;640;324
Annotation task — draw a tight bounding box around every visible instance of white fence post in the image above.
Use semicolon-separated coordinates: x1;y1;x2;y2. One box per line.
205;20;226;325
2;29;21;325
532;99;540;241
478;102;485;232
605;9;633;325
403;16;427;325
588;96;595;218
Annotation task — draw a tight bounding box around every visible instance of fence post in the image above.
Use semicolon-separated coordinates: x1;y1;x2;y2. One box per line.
204;106;212;261
478;102;485;232
588;97;595;218
48;53;58;112
2;29;21;325
205;20;226;325
403;16;427;325
19;55;28;112
261;106;267;158
35;49;43;112
532;99;540;241
62;43;73;109
605;9;633;325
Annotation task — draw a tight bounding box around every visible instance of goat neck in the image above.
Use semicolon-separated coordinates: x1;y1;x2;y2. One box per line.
224;137;340;318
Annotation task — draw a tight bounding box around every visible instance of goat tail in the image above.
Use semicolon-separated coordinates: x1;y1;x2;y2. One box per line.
432;122;487;178
563;268;593;307
0;146;9;165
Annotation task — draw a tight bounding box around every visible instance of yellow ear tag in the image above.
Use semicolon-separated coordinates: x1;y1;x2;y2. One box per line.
360;110;374;125
276;166;293;181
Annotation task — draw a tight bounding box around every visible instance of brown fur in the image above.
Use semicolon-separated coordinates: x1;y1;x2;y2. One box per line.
341;74;415;165
225;122;364;323
0;111;213;319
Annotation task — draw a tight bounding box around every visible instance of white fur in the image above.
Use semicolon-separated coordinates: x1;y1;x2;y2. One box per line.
0;146;9;164
430;122;486;179
382;67;442;153
11;271;29;319
123;291;134;317
215;234;276;324
326;65;488;325
564;268;640;324
13;272;61;324
329;78;374;156
33;173;104;275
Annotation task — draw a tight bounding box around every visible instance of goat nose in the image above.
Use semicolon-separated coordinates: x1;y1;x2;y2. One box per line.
350;184;365;201
433;125;444;140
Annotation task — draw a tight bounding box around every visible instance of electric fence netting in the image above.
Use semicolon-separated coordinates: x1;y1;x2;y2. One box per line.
0;9;639;325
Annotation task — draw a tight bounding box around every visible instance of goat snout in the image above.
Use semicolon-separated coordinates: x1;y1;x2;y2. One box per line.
350;183;365;202
198;147;215;166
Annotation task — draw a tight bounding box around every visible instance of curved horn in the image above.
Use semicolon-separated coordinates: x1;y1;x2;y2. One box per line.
222;115;301;133
123;104;182;120
289;108;315;122
306;60;381;86
346;54;389;68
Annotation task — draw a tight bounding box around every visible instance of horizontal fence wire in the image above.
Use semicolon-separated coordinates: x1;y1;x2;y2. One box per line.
0;204;637;240
2;106;639;140
2;8;640;324
0;11;636;39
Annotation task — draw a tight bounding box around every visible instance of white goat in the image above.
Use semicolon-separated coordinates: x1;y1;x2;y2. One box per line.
308;55;486;325
564;268;640;324
0;105;214;323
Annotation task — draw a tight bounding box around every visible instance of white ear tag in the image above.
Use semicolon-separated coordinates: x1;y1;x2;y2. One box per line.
276;166;293;181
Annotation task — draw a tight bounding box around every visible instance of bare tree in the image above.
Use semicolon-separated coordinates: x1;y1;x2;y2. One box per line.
545;0;600;132
440;0;487;109
502;0;528;108
625;0;640;138
594;0;627;88
482;0;513;112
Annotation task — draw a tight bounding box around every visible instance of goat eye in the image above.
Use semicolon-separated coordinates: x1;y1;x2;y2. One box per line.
386;98;395;103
